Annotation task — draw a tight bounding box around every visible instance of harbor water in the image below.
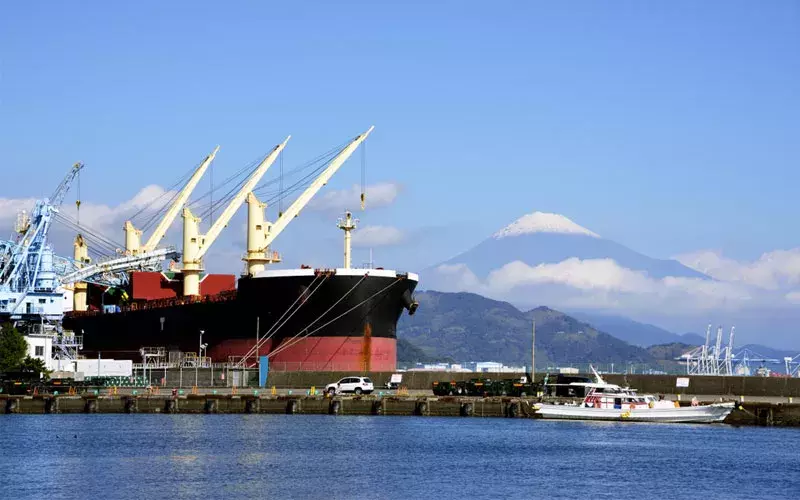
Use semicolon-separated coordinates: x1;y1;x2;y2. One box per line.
2;415;798;499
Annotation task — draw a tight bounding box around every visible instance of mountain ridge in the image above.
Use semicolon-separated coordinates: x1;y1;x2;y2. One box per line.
397;290;657;367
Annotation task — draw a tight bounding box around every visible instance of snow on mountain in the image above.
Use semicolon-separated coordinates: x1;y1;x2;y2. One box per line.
493;212;600;239
428;211;706;280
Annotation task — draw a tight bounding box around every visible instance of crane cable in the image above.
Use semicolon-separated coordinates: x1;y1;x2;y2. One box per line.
279;150;284;217
235;272;328;365
268;275;402;360
53;213;121;256
361;140;366;210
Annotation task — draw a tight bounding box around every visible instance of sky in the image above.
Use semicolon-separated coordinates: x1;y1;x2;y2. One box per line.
1;2;799;345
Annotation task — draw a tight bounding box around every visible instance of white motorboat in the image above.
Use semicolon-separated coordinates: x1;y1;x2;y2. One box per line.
533;367;735;424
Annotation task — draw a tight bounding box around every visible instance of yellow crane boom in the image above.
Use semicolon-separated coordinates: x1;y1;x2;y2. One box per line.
181;136;290;296
262;126;373;250
124;146;219;254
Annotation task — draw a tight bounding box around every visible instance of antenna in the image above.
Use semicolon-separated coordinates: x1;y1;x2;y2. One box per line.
531;319;536;379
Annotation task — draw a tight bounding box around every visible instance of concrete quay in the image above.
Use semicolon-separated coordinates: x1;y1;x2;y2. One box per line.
1;394;799;426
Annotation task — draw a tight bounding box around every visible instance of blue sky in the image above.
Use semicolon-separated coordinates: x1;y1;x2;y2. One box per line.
2;2;800;345
2;1;797;262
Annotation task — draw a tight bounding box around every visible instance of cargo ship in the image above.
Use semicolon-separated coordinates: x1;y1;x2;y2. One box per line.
63;265;418;372
62;127;419;372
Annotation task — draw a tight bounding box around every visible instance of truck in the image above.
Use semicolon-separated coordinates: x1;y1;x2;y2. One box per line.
431;375;540;397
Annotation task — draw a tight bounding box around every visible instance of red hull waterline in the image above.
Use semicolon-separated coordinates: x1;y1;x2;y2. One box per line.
211;337;397;372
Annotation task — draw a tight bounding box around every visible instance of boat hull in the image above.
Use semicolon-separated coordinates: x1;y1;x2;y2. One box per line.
534;402;735;424
63;269;418;372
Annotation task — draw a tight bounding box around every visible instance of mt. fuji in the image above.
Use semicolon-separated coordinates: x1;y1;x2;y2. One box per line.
429;211;706;281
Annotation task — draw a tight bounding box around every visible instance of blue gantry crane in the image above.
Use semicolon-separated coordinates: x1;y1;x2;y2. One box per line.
0;162;84;330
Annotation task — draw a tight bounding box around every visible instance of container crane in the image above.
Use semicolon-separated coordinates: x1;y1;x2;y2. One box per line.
0;162;83;329
182;137;290;296
243;126;373;275
124;146;219;254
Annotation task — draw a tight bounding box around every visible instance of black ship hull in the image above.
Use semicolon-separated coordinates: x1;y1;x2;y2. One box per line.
63;269;418;372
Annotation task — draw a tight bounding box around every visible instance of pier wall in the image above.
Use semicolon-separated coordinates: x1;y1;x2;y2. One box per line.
127;368;800;398
265;371;800;397
2;394;798;426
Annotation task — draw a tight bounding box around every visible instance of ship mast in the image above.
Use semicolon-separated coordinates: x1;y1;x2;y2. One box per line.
242;126;373;276
124;146;219;255
337;211;358;269
182;137;290;296
72;234;90;311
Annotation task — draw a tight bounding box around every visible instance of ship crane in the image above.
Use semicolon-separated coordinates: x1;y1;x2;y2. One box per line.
68;149;218;311
243;126;373;276
182;137;290;296
124;146;220;255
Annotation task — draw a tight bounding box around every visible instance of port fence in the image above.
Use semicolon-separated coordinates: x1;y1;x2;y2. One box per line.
132;364;259;389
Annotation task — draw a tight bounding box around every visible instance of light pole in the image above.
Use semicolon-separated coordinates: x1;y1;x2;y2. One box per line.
196;330;204;387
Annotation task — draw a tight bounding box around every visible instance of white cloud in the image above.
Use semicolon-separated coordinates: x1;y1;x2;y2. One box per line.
308;182;401;212
58;184;175;234
425;257;766;314
352;225;404;247
485;258;652;293
0;185;178;254
676;249;800;290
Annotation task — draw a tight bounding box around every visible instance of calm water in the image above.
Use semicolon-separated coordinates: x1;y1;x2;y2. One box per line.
1;415;798;499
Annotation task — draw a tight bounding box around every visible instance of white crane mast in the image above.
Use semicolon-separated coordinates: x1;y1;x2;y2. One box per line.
182;137;290;296
725;326;736;375
124;146;219;254
714;325;723;372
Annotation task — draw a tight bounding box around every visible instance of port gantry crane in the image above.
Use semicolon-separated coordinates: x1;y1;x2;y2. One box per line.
0;162;84;330
243;126;374;276
181;137;291;296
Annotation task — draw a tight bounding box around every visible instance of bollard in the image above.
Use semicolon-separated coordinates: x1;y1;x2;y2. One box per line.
204;399;218;414
460;402;474;417
789;397;793;404
740;395;745;403
271;386;277;396
329;400;341;415
286;399;298;414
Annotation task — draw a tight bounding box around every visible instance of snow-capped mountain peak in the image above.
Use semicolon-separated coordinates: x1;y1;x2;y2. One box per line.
492;212;600;239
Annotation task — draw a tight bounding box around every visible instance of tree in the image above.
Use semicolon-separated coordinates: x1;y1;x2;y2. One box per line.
0;322;27;372
19;355;50;379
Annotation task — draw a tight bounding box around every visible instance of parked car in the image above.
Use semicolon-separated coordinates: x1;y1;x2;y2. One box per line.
325;376;374;395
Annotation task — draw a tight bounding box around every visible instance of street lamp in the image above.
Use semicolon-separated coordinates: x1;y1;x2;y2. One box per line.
196;330;204;387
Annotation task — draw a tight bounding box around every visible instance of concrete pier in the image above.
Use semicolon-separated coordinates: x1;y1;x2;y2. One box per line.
1;394;798;426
